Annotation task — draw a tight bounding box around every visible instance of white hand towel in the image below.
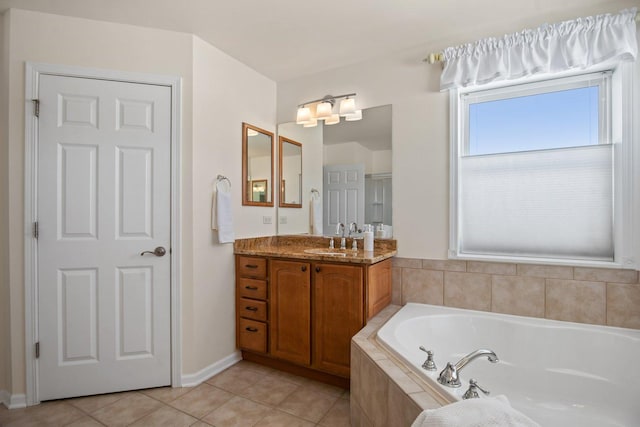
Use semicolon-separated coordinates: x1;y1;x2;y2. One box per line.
211;184;234;244
310;195;322;235
411;395;540;427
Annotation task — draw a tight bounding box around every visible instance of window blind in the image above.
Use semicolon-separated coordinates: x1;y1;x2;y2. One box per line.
459;144;613;260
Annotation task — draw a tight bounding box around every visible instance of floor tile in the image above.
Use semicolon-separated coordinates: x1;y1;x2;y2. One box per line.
235;360;277;376
202;395;272;427
253;409;316;427
319;398;351;427
65;416;106;426
205;365;266;394
0;360;350;427
300;378;346;397
10;401;86;426
139;386;192;404
277;386;338;422
68;391;135;414
169;383;233;418
238;374;299;406
90;392;161;426
129;405;198;426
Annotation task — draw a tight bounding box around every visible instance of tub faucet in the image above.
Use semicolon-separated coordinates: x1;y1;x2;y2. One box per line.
437;349;499;388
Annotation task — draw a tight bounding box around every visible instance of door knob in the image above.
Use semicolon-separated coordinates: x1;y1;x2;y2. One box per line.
140;246;167;257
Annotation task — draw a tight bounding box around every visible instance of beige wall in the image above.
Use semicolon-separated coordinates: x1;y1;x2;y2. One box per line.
0;10;10;394
277;0;640;260
3;8;277;396
191;35;276;371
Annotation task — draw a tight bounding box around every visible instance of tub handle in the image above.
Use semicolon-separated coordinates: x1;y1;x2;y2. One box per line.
419;346;437;371
462;378;490;400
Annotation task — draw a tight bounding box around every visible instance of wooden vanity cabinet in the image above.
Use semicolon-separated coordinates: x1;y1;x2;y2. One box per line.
269;259;311;365
236;255;269;354
312;263;364;377
236;254;392;382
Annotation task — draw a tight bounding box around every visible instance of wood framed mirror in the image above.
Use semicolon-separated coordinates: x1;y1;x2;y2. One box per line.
278;136;302;208
242;122;274;206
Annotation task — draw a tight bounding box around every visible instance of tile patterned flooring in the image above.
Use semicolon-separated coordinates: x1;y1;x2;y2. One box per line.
0;361;351;426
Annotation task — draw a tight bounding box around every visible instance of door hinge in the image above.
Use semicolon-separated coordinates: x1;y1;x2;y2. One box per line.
32;99;40;118
33;221;39;239
35;342;40;359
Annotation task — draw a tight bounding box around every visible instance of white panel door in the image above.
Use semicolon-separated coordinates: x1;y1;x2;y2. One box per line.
37;74;171;400
323;164;365;233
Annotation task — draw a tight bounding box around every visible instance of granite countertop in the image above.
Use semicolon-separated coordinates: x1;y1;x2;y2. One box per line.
234;235;397;265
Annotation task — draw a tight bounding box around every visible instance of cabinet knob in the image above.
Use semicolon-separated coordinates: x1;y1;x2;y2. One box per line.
315;266;321;273
301;266;307;272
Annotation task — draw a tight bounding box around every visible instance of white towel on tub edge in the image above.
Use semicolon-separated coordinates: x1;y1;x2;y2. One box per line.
411;395;540;427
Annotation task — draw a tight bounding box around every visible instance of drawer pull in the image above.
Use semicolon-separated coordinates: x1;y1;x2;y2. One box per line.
245;264;259;269
245;285;259;290
245;327;259;332
245;306;258;311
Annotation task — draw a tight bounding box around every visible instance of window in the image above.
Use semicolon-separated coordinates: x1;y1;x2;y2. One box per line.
450;69;632;266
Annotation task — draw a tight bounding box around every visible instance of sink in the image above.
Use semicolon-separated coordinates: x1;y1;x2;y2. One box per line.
302;248;350;257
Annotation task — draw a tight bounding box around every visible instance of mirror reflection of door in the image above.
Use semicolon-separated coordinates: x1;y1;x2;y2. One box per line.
324;164;365;233
251;179;267;202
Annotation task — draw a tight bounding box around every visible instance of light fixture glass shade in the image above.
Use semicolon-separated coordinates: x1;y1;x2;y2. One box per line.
339;97;356;116
325;114;340;125
303;118;318;127
296;106;311;124
345;109;362;121
316;101;333;120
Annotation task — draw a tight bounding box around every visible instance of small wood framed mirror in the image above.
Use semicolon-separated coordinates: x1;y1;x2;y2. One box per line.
278;136;302;208
242;122;274;206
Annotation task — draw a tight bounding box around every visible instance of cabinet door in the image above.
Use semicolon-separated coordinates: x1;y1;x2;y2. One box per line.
269;259;311;365
313;263;364;377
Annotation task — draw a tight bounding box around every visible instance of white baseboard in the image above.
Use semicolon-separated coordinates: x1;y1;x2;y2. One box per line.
0;390;27;409
180;351;241;388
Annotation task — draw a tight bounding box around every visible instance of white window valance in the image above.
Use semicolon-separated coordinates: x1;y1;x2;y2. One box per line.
441;8;637;90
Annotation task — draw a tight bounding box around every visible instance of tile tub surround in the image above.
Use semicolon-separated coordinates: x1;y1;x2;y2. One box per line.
234;235;397;264
350;305;446;427
392;258;640;329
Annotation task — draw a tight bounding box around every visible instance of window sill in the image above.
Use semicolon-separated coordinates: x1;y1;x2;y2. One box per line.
448;250;636;270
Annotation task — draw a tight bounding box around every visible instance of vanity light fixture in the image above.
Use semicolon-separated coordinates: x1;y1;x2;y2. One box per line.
296;93;362;127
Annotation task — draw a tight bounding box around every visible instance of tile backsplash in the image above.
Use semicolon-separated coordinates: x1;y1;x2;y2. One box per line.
392;258;640;329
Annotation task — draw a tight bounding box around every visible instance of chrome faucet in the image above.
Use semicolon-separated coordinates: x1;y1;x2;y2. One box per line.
348;222;359;237
437;349;499;388
336;223;346;249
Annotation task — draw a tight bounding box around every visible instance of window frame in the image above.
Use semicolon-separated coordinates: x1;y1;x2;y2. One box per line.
449;64;635;268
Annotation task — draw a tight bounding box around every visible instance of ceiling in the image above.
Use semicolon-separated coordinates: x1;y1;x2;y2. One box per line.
0;0;633;82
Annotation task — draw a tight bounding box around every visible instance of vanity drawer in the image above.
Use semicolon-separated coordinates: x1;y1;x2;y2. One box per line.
239;318;267;353
238;256;267;278
238;278;268;300
238;298;267;322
